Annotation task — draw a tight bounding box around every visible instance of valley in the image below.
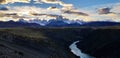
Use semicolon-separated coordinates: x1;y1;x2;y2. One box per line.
0;27;120;58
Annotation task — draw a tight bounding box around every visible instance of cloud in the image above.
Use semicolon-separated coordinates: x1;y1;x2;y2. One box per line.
0;0;74;13
35;0;73;7
36;0;61;4
90;13;120;22
0;6;60;21
0;0;6;4
3;13;17;17
0;7;8;10
47;6;59;10
59;2;73;7
111;5;120;13
0;0;30;4
31;13;59;17
63;10;89;16
0;2;120;22
98;7;111;14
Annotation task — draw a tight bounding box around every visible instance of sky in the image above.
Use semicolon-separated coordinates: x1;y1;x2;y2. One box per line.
0;0;120;22
62;0;119;7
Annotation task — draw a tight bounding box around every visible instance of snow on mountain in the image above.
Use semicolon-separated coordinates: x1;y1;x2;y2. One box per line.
18;18;28;23
28;19;48;26
16;16;85;26
15;15;120;27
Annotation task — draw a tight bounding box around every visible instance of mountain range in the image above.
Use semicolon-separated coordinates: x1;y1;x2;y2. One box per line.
0;16;120;28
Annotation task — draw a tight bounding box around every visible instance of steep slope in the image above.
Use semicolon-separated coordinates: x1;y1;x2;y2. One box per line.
77;27;120;58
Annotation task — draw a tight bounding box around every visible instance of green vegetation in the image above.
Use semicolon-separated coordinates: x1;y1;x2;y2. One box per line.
0;28;46;39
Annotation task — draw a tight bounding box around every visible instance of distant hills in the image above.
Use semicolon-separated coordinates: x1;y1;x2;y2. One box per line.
82;21;120;27
0;20;40;28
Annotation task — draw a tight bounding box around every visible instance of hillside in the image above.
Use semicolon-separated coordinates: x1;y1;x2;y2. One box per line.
0;27;120;58
0;27;91;58
77;26;120;58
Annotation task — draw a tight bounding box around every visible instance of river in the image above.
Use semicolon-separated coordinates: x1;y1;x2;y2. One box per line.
69;41;95;58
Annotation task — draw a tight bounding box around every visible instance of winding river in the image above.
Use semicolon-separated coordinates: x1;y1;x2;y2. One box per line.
69;41;94;58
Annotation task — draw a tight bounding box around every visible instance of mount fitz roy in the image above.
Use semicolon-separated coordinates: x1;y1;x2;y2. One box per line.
1;16;120;27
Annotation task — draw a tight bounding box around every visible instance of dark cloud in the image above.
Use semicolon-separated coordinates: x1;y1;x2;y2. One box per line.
31;13;59;17
3;13;30;19
98;7;111;14
0;0;5;4
0;0;29;4
64;10;89;16
48;6;57;9
46;14;59;17
31;13;46;16
4;13;17;16
0;7;8;11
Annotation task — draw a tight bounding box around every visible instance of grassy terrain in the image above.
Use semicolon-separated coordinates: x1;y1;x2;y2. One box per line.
0;27;89;58
0;26;120;58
